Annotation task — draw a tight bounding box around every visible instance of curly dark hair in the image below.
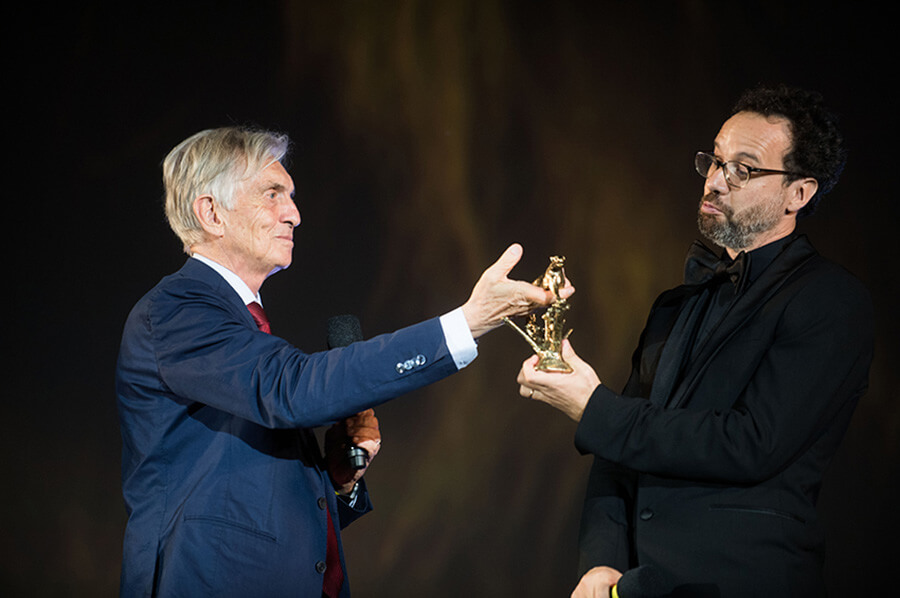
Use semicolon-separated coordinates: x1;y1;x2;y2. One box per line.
733;84;846;217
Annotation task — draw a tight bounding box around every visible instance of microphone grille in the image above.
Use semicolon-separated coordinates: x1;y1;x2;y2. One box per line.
616;564;673;598
327;315;363;348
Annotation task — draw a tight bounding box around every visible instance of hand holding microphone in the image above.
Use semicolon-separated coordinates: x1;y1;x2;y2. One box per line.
572;564;673;598
324;409;381;495
326;315;373;470
610;564;672;598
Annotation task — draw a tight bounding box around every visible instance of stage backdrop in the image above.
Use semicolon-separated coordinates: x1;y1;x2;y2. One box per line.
6;2;897;595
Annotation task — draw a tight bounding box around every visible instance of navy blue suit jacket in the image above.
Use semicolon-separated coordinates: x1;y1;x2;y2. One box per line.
116;258;459;596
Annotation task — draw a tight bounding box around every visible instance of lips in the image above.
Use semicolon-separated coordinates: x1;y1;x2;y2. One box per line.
701;201;723;215
700;193;731;217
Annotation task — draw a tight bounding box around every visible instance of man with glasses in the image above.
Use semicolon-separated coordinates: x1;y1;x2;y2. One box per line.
517;85;873;597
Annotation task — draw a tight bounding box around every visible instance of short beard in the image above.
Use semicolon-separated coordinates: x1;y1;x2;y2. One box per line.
697;193;783;251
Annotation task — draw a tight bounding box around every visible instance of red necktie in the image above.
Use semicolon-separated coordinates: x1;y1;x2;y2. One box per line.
245;301;344;596
323;509;343;597
246;302;271;334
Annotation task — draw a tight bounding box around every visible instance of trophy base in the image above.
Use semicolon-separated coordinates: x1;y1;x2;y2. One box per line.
536;354;573;373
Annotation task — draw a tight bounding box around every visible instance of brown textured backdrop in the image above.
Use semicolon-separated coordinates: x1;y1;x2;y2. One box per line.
6;2;897;595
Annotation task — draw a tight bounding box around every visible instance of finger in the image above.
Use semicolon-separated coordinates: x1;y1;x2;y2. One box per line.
560;339;586;367
346;410;379;431
489;243;524;278
558;282;576;300
349;420;381;440
351;431;380;445
516;281;556;305
346;408;376;425
348;417;379;432
518;355;539;381
346;419;378;433
355;437;381;459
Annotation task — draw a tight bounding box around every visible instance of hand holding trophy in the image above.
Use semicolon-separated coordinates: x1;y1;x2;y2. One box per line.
503;256;573;372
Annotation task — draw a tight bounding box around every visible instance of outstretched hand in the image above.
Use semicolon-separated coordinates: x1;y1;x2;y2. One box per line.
462;243;574;339
517;339;600;422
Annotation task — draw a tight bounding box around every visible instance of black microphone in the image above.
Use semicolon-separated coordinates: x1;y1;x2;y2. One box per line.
326;315;369;470
611;564;673;598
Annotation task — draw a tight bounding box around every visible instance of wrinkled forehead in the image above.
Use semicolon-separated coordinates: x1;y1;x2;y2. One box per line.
714;111;792;165
237;156;295;194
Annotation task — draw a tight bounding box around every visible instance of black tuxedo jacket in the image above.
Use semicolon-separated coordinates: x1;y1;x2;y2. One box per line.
574;235;873;597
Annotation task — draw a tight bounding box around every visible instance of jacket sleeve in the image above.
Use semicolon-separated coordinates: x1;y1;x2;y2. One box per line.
576;326;649;573
147;279;459;429
574;267;874;485
578;456;636;574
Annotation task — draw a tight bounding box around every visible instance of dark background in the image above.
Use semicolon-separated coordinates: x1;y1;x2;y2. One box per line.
6;2;898;595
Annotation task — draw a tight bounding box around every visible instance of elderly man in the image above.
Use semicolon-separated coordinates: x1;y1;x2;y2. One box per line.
518;86;873;597
117;126;566;597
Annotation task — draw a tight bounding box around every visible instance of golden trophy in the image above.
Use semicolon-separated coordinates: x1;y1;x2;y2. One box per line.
503;255;573;372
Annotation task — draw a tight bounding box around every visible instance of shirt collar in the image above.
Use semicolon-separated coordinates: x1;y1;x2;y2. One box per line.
742;232;797;287
190;253;262;306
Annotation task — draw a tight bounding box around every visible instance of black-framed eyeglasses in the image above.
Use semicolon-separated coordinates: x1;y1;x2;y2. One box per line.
694;151;803;189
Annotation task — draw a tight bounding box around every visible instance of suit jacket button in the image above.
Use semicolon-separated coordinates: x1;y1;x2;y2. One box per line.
315;561;327;574
639;508;654;521
317;496;327;510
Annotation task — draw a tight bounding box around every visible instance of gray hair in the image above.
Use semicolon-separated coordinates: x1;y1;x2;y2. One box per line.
163;126;290;251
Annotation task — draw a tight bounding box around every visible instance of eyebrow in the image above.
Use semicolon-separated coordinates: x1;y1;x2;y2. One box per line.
258;180;295;197
713;142;761;165
733;151;762;165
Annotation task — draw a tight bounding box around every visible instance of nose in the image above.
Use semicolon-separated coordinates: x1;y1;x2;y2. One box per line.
705;162;730;195
283;196;301;228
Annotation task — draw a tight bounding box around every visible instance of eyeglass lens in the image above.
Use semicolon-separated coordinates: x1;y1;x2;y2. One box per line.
695;153;748;188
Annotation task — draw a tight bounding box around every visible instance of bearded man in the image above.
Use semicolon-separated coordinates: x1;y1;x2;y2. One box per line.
517;85;873;597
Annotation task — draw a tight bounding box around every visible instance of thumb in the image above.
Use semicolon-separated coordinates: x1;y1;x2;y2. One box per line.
561;338;580;362
490;243;524;277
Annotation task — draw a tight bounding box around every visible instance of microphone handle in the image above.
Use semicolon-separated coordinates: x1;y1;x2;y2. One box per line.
346;446;368;469
326;315;369;470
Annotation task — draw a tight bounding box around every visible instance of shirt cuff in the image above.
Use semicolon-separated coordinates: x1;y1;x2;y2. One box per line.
337;482;360;508
439;307;478;370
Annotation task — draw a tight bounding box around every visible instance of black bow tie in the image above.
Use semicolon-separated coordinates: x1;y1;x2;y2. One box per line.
683;241;747;289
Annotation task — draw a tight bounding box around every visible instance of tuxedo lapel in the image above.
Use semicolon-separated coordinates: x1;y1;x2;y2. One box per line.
648;288;709;406
664;236;818;410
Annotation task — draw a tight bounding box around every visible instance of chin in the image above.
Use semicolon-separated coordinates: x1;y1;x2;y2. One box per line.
266;259;293;277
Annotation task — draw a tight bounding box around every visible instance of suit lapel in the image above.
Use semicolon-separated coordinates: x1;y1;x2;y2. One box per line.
179;258;325;466
179;258;259;330
664;236;818;410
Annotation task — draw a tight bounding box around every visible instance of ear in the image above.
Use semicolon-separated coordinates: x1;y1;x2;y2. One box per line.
785;177;818;215
192;194;226;238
